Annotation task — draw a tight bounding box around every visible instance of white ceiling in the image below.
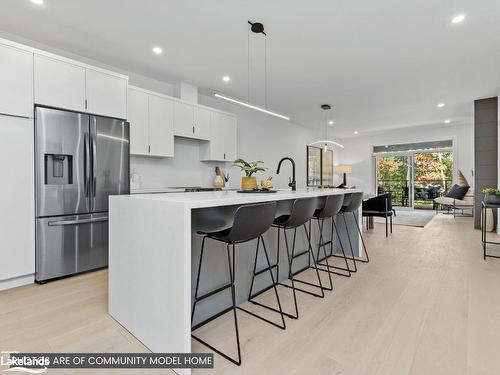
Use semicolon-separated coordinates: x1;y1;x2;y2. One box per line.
0;0;499;137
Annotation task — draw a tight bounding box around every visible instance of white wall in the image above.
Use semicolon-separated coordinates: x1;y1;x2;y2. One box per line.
200;95;316;189
338;122;474;194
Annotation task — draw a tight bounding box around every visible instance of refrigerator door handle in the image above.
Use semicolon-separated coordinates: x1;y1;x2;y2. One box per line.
84;132;90;198
92;117;97;198
48;216;108;226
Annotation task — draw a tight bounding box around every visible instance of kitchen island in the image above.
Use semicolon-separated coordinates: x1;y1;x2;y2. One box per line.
108;188;362;373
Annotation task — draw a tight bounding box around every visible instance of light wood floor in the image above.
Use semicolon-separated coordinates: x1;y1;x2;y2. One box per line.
2;214;500;374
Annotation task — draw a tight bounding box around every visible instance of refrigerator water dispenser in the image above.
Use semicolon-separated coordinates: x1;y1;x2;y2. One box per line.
44;154;73;185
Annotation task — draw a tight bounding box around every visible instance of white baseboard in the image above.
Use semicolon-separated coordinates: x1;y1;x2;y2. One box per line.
0;274;34;292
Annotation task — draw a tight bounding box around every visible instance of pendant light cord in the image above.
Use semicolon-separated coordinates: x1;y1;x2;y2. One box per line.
247;26;250;103
265;35;268;108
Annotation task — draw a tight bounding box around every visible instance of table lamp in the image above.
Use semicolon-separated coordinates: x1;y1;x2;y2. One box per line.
335;165;352;187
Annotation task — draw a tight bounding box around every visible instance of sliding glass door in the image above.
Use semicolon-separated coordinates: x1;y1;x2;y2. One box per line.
376;150;453;209
413;151;453;209
376;155;412;207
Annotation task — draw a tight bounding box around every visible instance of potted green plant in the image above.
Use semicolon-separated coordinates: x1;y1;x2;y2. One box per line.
482;188;500;205
233;159;267;190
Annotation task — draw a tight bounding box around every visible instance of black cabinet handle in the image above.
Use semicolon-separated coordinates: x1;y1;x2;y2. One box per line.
192;126;195;134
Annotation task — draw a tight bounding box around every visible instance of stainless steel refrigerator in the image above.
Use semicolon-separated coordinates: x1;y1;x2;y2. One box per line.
35;107;129;282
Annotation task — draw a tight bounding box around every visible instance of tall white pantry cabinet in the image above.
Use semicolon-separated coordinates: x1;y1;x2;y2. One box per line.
0;42;35;290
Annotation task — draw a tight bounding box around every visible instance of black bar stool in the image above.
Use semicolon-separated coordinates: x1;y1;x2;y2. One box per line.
337;192;369;271
312;194;352;279
248;197;323;320
191;202;285;366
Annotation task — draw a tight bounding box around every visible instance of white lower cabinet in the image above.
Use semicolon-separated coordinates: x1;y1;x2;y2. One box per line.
200;112;238;162
0;115;35;285
128;87;174;157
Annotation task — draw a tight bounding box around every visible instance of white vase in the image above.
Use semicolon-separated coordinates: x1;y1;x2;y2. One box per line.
482;208;495;232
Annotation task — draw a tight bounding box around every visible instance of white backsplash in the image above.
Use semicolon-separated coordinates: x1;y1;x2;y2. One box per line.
130;137;225;189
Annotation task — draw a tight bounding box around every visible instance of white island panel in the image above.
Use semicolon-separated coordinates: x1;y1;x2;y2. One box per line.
109;197;192;357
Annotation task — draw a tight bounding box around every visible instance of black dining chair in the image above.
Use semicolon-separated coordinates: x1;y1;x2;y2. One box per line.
191;201;285;366
362;193;394;237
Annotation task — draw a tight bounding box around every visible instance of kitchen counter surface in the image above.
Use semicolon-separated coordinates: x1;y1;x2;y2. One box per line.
126;188;362;207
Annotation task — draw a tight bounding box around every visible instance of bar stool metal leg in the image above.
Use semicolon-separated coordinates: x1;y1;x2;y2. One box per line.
312;218;334;290
281;227;300;319
334;213;358;272
191;239;241;366
278;224;325;299
240;236;286;329
315;217;352;278
351;211;370;263
247;229;298;320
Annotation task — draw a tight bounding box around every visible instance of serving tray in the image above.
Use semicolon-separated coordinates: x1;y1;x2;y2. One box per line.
237;189;278;193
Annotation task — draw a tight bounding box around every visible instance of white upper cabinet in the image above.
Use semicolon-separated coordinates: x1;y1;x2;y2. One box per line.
200;112;237;162
193;107;210;139
0;44;33;118
34;54;86;112
34;53;127;118
202;111;225;161
128;88;149;156
174;101;210;140
149;95;174;157
224;115;238;161
86;69;128;119
173;101;194;137
128;87;174;158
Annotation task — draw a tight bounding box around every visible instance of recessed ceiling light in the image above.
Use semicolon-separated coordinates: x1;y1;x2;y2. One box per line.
152;47;163;55
222;76;231;82
354;131;359;135
444;119;451;124
451;14;466;24
328;120;334;125
31;0;44;4
436;103;445;108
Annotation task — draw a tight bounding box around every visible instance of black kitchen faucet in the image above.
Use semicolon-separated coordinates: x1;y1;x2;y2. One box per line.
276;157;296;191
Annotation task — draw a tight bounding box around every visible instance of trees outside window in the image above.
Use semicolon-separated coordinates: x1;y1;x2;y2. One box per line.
376;151;453;209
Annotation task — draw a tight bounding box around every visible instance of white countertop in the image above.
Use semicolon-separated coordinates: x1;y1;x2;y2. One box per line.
115;188;362;209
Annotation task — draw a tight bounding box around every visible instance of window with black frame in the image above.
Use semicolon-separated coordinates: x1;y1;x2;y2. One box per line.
307;146;334;186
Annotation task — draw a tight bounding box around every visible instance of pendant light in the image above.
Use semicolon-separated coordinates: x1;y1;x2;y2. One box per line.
309;104;344;150
214;21;290;121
